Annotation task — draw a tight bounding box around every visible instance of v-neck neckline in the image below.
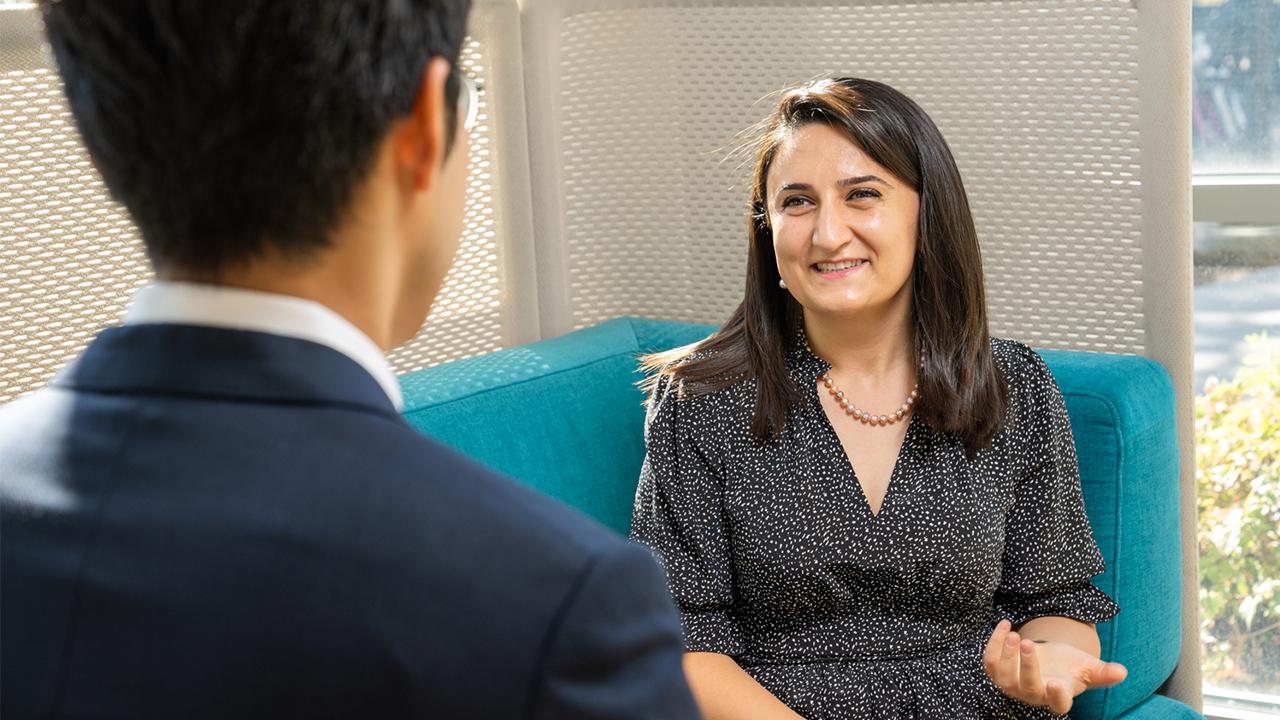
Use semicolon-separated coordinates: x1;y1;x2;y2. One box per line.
787;327;919;519
818;403;918;519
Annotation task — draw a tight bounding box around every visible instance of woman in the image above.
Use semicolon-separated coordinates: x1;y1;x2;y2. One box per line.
630;78;1128;719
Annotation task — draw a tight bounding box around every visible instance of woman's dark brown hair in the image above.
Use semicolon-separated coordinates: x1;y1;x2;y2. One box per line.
644;77;1008;458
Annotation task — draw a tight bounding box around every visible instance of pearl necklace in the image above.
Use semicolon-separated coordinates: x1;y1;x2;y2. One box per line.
820;370;918;427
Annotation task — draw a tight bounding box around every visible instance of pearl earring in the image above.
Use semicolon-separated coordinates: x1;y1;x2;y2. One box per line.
779;278;788;290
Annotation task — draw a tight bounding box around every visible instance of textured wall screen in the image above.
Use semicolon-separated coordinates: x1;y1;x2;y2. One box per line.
3;0;1151;403
0;8;510;401
0;9;151;404
553;0;1145;354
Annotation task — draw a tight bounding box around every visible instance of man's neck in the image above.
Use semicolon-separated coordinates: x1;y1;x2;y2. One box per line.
161;242;400;351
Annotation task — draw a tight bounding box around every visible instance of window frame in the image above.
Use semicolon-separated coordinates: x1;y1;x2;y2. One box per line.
1193;179;1280;720
1194;176;1280;225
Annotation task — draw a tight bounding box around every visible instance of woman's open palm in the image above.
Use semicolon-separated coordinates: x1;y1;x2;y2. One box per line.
982;619;1128;715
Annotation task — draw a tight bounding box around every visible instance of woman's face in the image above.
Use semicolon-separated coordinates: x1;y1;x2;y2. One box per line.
766;123;920;321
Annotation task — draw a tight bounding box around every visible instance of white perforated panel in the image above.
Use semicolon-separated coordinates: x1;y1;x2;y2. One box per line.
1;7;510;401
554;0;1145;353
0;8;153;404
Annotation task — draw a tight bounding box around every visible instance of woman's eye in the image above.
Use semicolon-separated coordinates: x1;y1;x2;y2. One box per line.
848;188;881;201
781;196;811;209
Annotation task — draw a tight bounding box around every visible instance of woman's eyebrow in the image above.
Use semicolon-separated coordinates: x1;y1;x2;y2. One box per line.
776;175;890;196
777;182;813;194
837;175;890;188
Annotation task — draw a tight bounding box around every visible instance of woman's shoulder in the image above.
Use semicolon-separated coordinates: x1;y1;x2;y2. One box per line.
990;335;1037;368
988;336;1068;429
989;336;1055;388
650;360;753;411
646;350;754;432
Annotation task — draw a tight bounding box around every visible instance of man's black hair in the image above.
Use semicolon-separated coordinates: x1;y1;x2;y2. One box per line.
40;0;471;273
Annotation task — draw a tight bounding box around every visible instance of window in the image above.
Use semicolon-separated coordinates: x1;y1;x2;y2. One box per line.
1193;0;1279;175
1193;1;1280;717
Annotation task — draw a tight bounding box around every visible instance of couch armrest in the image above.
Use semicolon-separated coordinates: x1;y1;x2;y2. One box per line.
1040;350;1182;720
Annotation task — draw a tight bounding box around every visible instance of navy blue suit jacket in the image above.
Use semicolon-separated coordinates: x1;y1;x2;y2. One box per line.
0;324;697;719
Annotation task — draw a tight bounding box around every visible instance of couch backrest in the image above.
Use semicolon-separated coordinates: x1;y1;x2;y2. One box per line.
400;316;1181;720
401;317;711;534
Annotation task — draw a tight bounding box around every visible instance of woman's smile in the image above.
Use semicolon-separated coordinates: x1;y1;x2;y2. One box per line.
812;258;869;279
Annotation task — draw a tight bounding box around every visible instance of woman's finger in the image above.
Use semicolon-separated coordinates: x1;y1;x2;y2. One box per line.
1089;661;1129;688
995;630;1022;690
1016;640;1044;702
1045;679;1074;715
982;620;1010;677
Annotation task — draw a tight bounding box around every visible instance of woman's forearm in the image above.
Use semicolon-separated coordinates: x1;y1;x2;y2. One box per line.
1017;616;1101;657
683;652;806;720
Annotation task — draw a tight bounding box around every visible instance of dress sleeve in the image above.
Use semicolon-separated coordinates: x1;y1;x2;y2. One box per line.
629;374;744;657
994;347;1120;628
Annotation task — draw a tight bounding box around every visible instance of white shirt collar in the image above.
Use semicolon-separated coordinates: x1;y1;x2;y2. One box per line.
122;282;403;411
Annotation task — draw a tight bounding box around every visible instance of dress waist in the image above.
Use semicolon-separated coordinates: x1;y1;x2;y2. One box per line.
740;639;1047;720
741;622;990;668
744;638;983;668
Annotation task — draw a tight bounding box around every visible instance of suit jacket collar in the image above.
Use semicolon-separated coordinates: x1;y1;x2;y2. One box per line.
123;282;403;410
53;324;401;419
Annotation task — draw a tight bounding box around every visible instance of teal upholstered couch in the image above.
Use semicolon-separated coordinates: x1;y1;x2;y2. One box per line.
399;317;1200;720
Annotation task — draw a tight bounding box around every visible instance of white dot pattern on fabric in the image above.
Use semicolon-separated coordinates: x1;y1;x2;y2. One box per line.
631;336;1119;719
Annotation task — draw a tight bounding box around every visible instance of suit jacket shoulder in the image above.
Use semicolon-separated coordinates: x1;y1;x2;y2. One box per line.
0;325;695;719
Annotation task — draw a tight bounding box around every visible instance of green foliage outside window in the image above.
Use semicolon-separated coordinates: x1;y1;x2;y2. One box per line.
1198;334;1280;692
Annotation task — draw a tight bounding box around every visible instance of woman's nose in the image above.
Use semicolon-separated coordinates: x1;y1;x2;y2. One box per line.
812;205;853;251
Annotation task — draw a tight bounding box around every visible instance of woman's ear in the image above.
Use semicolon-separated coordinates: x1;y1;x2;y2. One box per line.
396;56;453;191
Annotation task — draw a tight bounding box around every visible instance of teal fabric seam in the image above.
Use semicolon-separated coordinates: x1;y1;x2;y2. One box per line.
401;351;646;417
400;319;646;416
1059;388;1127;718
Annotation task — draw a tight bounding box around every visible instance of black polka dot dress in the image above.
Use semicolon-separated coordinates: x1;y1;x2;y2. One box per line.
630;335;1120;719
